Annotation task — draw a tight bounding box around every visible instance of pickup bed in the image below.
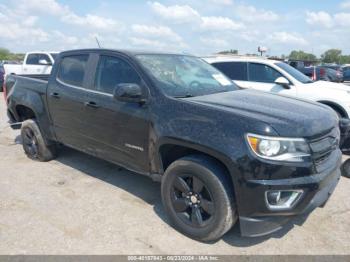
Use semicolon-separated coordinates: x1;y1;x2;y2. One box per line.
5;49;342;241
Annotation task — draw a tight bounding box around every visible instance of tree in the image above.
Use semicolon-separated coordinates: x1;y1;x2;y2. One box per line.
288;50;317;61
0;48;11;60
0;47;24;61
339;55;350;65
321;49;342;64
218;49;238;55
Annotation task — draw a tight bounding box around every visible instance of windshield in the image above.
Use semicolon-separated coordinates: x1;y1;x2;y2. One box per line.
275;62;313;84
136;54;238;97
50;53;58;61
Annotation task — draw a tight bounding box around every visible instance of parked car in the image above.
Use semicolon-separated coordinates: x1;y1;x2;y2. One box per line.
300;66;329;81
326;67;344;83
287;60;315;70
3;51;58;78
0;64;4;92
0;60;21;65
322;65;344;82
343;66;350;81
205;56;350;118
5;49;341;241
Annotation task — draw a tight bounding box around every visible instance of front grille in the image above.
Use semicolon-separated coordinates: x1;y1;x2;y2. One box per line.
309;128;340;166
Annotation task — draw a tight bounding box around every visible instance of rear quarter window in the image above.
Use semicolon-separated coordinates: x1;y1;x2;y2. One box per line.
57;55;89;87
212;62;248;81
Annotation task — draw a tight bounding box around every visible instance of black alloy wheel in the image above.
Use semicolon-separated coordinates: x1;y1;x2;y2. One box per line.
161;155;237;241
20;119;57;162
22;127;39;159
171;175;214;228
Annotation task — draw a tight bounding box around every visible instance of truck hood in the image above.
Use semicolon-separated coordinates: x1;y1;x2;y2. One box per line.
186;89;337;138
310;81;350;91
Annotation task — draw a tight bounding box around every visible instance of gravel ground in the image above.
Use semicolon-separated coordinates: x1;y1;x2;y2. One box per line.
0;97;349;255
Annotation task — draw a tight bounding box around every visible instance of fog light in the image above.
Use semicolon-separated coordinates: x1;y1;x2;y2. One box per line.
265;190;303;210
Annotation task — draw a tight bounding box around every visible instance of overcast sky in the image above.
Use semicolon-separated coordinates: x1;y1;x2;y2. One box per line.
0;0;350;56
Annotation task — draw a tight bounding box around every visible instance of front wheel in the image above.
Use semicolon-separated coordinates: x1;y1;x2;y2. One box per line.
161;155;237;242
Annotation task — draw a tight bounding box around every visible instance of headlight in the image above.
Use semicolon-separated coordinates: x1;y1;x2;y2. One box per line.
246;133;310;162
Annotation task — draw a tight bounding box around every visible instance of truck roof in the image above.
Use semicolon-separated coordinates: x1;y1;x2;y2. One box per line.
202;55;278;64
25;51;59;54
59;48;195;57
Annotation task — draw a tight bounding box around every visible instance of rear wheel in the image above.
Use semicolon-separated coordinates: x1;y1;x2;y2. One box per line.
21;119;57;161
161;155;237;241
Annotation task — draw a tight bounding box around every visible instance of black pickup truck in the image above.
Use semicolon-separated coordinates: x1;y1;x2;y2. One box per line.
4;49;342;241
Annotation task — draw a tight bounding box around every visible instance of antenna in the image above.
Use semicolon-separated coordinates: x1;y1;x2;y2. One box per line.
95;37;101;48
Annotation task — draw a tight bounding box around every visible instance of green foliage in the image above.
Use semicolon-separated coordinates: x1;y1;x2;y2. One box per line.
321;49;342;64
218;49;238;55
288;50;317;61
339;55;350;65
0;48;11;60
0;47;24;61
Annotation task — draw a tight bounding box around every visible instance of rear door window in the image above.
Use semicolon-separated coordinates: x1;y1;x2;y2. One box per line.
248;63;283;83
212;62;248;81
57;55;89;87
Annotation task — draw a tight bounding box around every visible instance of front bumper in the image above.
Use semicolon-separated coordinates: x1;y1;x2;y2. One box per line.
237;150;342;237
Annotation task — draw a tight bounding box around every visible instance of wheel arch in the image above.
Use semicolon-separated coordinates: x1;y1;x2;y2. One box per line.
317;100;348;118
15;104;37;121
156;138;239;198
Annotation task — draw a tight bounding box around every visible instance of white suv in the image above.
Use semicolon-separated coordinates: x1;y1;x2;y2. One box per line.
204;56;350;118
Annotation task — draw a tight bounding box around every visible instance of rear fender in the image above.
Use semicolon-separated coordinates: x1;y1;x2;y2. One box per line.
9;85;55;142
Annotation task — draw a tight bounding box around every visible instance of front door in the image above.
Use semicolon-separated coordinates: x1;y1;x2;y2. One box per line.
82;54;150;173
247;62;297;96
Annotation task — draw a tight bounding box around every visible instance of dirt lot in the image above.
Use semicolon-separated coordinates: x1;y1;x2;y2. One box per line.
0;97;349;255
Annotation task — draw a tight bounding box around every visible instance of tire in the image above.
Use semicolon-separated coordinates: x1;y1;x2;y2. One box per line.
341;159;350;178
21;119;57;161
161;155;237;242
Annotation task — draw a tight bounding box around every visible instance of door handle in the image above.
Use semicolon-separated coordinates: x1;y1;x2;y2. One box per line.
84;101;99;108
50;92;60;99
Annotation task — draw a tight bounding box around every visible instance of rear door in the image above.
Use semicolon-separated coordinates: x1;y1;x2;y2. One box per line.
247;62;296;96
211;62;250;88
81;53;150;173
47;53;94;151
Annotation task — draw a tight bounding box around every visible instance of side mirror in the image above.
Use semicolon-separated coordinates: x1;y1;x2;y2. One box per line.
38;59;52;65
274;77;290;89
113;83;144;104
